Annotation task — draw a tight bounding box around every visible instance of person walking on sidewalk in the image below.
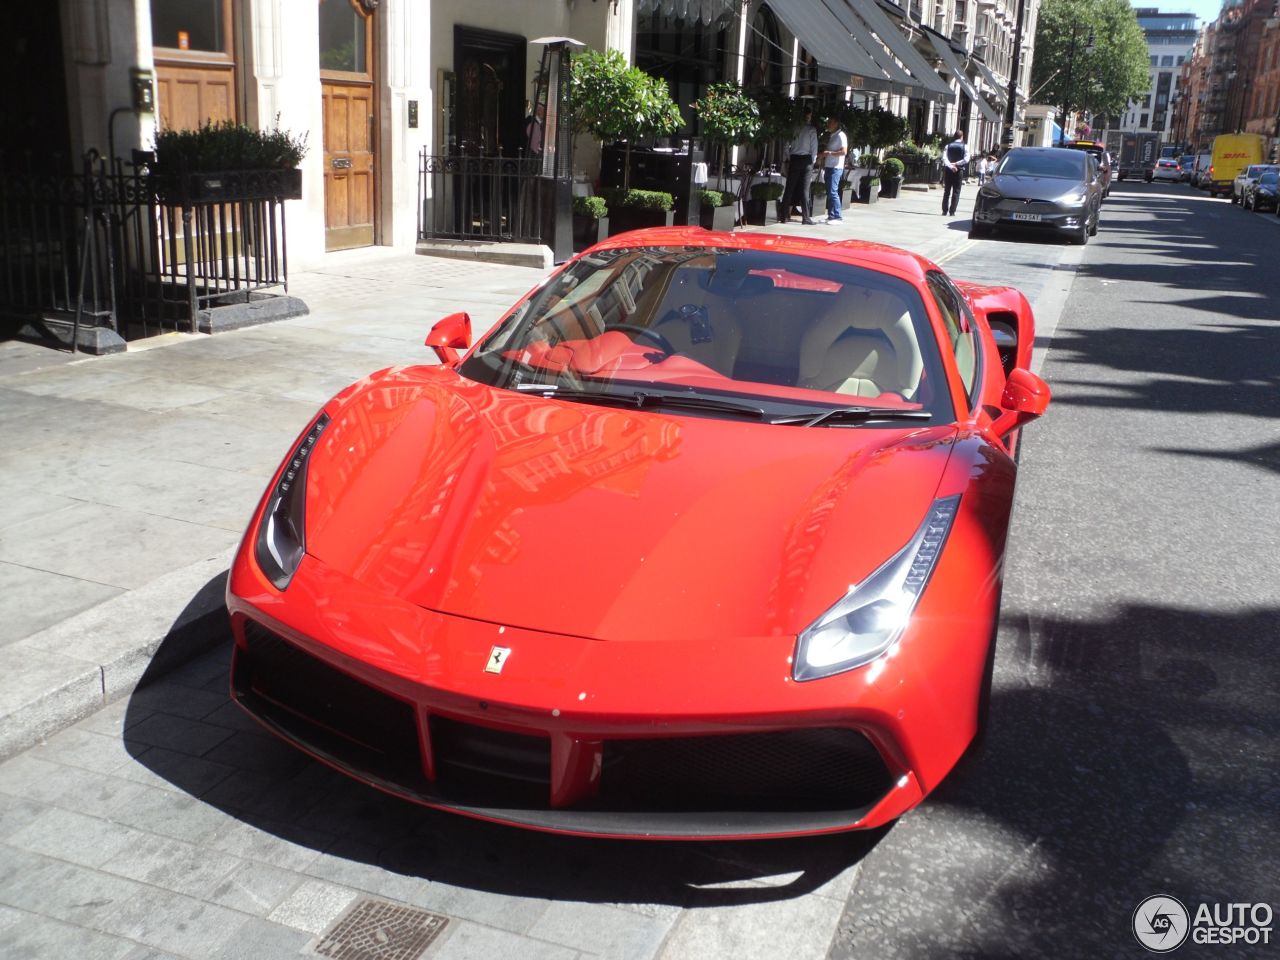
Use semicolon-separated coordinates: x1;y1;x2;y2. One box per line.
819;115;848;222
779;108;818;224
941;130;970;217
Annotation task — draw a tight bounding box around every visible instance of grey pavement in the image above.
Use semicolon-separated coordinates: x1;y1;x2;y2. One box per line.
0;181;1082;959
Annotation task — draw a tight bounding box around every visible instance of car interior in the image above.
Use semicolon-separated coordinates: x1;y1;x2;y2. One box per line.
496;249;932;405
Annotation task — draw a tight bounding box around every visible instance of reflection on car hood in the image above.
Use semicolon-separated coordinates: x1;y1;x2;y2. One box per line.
987;175;1084;201
303;367;958;643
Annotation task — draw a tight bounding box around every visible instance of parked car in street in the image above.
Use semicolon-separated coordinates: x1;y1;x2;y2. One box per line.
1179;155;1196;181
970;146;1102;244
1193;152;1211;187
1231;163;1278;205
1065;140;1112;198
1152;158;1182;183
225;227;1050;839
1243;170;1280;212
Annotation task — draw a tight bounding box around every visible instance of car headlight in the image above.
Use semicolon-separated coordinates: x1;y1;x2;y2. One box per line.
793;496;960;682
255;413;331;589
978;186;1000;200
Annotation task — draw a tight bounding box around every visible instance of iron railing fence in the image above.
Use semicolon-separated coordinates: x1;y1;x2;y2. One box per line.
418;153;544;243
0;151;290;350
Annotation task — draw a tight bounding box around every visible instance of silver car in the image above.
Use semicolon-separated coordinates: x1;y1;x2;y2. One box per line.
969;147;1103;245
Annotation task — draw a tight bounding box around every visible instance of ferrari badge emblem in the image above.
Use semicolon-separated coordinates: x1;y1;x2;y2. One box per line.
485;646;511;674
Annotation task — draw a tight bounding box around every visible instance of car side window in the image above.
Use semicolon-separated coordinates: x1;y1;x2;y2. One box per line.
926;273;978;404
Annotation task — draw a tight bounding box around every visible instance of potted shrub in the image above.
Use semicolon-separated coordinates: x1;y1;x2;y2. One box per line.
698;190;737;232
880;157;905;198
694;82;761;192
572;195;609;250
570;49;682;191
859;174;881;204
151;118;307;203
604;188;675;236
744;181;783;225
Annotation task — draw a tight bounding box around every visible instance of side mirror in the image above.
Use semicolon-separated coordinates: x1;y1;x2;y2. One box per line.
991;367;1050;438
425;312;472;365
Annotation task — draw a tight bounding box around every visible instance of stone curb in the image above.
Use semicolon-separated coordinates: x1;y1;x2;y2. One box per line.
0;552;234;760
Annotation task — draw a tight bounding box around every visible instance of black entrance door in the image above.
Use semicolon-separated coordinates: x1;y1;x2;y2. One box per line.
453;26;526;157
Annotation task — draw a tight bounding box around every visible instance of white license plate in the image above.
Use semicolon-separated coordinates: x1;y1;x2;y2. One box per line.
1010;212;1042;222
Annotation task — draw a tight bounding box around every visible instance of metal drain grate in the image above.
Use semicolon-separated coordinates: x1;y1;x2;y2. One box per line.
313;898;449;960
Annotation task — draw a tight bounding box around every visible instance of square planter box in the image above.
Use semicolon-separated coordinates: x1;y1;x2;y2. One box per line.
742;198;770;226
573;214;610;251
607;208;675;237
859;178;880;204
879;178;902;199
699;205;737;232
153;168;303;204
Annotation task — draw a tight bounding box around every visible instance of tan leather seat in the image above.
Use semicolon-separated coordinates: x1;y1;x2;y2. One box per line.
650;282;743;378
796;287;924;399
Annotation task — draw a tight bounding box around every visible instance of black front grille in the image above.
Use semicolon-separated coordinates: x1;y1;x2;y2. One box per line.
598;728;891;812
234;621;427;790
429;716;551;808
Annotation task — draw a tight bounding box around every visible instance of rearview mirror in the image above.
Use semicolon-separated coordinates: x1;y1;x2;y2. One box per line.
425;312;472;365
991;367;1050;438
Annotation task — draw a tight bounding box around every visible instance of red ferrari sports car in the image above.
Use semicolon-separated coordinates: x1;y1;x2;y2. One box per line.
227;227;1049;840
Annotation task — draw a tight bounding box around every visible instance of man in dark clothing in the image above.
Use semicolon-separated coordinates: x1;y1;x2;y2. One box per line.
779;108;817;224
941;130;970;217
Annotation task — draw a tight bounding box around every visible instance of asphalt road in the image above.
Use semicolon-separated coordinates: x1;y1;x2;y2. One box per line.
829;182;1280;958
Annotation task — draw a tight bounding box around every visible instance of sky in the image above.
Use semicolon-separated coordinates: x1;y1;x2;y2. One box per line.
1144;0;1224;29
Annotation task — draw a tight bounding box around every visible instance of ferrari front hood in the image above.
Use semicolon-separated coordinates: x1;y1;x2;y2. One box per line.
304;370;957;643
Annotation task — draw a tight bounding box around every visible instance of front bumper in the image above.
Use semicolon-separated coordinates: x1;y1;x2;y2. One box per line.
226;550;993;839
972;194;1089;234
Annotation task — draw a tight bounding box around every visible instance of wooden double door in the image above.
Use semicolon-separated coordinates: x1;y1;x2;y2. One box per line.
320;0;378;250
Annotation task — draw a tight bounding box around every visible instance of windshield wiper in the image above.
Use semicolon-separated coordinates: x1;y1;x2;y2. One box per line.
522;384;766;420
772;406;933;427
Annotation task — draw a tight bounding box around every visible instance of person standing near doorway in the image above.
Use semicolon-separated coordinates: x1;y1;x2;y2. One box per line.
941;130;970;217
819;116;848;222
779;108;817;224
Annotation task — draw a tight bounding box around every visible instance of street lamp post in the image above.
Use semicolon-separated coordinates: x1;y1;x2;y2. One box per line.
1058;25;1096;145
1001;0;1028;152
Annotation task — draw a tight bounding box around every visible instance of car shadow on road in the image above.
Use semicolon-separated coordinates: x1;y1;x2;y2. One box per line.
122;605;886;909
832;602;1279;959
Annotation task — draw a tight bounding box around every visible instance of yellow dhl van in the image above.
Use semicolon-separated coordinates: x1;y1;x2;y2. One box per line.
1207;134;1265;197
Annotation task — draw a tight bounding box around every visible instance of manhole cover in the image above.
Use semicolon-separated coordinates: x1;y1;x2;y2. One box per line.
313;898;449;960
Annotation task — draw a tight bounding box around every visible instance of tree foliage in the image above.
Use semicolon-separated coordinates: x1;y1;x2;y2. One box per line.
694;81;761;148
1030;0;1149;120
570;48;683;190
569;48;683;145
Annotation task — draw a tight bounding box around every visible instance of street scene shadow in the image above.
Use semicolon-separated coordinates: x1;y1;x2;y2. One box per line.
123;608;884;908
835;602;1278;958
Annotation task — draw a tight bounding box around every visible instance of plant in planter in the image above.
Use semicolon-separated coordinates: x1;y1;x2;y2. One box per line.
151;118;308;202
698;189;737;232
744;181;783;225
572;195;609;250
879;156;905;198
602;187;675;236
859;174;881;204
570;49;682;190
693;82;760;191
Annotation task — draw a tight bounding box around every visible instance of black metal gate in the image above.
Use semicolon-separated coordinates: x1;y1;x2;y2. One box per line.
0;151;290;350
417;152;544;243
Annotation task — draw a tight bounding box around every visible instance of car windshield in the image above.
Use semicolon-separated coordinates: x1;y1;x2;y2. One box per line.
997;151;1085;179
458;246;955;425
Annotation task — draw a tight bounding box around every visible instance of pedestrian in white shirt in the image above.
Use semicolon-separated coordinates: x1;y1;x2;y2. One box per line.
818;116;848;222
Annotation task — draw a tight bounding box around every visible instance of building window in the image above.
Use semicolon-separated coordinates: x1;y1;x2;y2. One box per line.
1160;55;1173;66
1176;56;1185;65
1143;95;1151;107
319;0;368;73
1149;55;1158;66
1140;112;1149;127
152;0;227;53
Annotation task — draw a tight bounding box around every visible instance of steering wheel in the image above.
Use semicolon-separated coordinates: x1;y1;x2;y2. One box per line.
601;323;677;357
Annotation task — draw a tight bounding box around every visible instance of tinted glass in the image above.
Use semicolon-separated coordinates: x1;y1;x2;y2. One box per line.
1260;173;1279;186
151;0;224;52
997;151;1085;179
459;247;954;424
319;0;367;73
927;273;977;400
